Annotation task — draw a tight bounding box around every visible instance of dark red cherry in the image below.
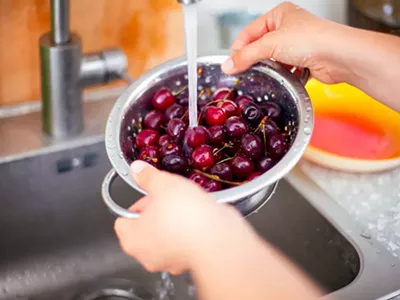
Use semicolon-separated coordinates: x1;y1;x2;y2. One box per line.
165;103;185;120
185;126;210;148
203;180;222;192
138;145;159;162
136;129;160;149
210;162;233;181
225;116;249;138
158;134;173;147
192;145;215;170
177;96;189;106
159;142;182;158
205;106;227;126
257;156;276;173
232;155;254;179
189;173;209;187
216;100;238;118
208;125;226;145
161;154;188;174
236;95;253;113
152;88;176;111
248;172;262;181
213;87;236;101
167;118;187;142
241;102;263;125
143;110;165;130
258;119;280;137
267;135;288;158
241;133;263;159
260;102;283;122
225;139;241;156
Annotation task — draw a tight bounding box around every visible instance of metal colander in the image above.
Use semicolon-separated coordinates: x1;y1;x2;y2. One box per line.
102;50;313;218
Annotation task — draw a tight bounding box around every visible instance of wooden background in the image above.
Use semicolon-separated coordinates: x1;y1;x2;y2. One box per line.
0;0;183;106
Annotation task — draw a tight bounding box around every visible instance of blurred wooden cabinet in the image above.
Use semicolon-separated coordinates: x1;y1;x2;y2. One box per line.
0;0;183;106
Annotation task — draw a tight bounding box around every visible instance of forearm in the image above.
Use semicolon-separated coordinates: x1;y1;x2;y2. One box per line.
334;26;400;112
189;207;322;300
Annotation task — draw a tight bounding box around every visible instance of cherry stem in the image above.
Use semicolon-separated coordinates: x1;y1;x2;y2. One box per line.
173;85;188;96
223;77;241;101
214;142;230;156
262;124;267;156
193;169;244;186
217;156;234;164
254;116;268;133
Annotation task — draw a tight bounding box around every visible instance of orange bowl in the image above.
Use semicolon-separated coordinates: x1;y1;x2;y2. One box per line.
303;79;400;173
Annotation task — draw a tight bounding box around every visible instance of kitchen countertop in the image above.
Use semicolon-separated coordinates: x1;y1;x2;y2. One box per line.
299;161;400;259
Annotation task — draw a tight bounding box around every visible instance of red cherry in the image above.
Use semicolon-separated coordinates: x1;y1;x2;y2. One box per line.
248;172;262;181
152;88;176;111
213;88;236;101
205;106;227;126
143;110;165;130
136;129;160;149
203;180;222;192
236;95;253;113
192;145;215;170
185;126;210;148
217;100;239;118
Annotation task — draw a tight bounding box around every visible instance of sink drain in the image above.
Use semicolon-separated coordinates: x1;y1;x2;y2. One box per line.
72;279;154;300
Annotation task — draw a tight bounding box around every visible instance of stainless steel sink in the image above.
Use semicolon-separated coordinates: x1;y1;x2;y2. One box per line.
1;95;400;300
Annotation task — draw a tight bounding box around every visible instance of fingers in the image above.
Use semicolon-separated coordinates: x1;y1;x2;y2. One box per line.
222;31;280;74
231;10;276;50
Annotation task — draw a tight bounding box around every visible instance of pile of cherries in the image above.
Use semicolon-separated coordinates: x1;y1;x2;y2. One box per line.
124;83;290;192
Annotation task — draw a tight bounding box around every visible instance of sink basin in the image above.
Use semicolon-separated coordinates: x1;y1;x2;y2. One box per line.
0;140;359;299
1;97;400;300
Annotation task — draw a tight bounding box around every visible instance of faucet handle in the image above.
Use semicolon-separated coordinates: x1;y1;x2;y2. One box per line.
80;49;128;87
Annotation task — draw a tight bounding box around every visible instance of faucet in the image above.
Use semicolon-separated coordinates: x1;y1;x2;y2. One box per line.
39;0;128;139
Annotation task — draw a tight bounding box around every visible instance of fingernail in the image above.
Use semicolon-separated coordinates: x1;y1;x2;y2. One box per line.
130;160;147;175
222;58;234;73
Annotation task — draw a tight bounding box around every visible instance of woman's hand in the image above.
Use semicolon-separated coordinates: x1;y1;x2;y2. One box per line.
222;1;400;112
222;1;353;84
114;160;242;275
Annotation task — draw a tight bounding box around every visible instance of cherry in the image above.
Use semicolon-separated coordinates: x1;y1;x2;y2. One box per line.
268;134;288;158
192;145;215;170
185;126;210;148
210;162;233;181
189;173;208;187
136;129;159;149
143;110;165;130
259;119;280;137
225;139;241;156
225;116;249;138
167;118;187;142
152;88;176;111
248;172;262;181
216;100;238;118
158;134;173;147
203;180;222;192
257;156;276;173
236;95;253;113
161;154;188;174
205;106;227;126
241;133;263;159
232;155;254;179
213;88;236;101
165;103;185;120
208;125;226;145
260;102;283;122
160;142;182;158
241;102;263;125
138;145;159;162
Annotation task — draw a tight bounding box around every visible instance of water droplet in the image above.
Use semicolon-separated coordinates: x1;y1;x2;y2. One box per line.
264;95;269;101
205;76;211;83
257;97;262;102
184;74;188;80
306;106;311;112
280;80;284;85
237;90;243;96
176;80;181;86
304;127;312;135
211;86;216;92
198;85;203;91
118;152;124;159
304;118;309;123
121;169;129;176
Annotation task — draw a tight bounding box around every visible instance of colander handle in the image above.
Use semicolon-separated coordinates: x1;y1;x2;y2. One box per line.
102;169;141;219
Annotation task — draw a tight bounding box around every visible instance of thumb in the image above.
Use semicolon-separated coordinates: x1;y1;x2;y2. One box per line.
130;160;184;196
222;31;281;75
